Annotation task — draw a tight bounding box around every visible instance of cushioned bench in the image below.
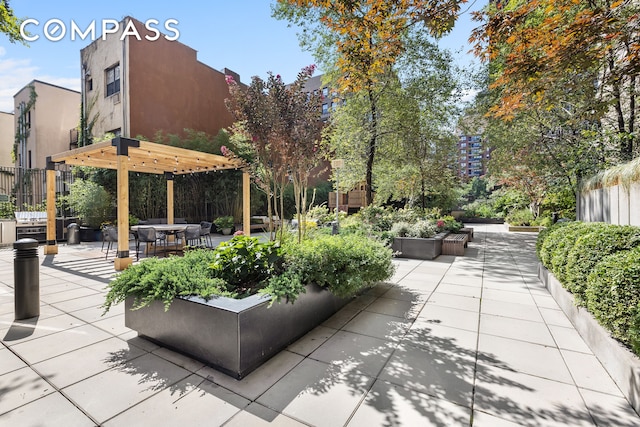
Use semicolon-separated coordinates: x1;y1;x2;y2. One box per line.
442;233;468;256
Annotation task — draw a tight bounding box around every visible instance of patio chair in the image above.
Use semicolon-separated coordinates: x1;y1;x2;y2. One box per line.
200;221;213;247
135;227;166;260
103;225;118;260
177;225;203;248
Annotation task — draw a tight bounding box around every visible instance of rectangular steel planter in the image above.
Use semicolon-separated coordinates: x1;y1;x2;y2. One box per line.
391;232;448;260
125;283;351;379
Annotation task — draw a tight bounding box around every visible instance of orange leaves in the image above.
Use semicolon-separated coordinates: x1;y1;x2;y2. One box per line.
279;0;466;94
473;0;639;121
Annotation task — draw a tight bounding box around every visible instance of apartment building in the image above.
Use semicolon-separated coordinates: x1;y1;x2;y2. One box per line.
80;16;239;141
13;80;80;169
457;134;490;179
302;74;342;122
0;111;14;168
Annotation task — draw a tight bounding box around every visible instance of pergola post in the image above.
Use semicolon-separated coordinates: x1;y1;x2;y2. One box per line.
165;172;174;224
44;157;58;255
114;137;135;271
243;169;250;237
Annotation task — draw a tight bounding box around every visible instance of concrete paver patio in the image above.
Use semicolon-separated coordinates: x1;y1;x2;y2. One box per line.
1;224;639;426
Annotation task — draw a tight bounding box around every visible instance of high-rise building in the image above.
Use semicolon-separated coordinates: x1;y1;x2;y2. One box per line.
457;134;490;179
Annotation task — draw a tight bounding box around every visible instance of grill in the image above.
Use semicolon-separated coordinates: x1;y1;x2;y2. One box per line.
15;211;47;242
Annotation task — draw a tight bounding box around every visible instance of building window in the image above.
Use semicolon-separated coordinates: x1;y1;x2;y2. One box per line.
106;64;120;97
322;87;329;97
322;103;328;115
87;79;93;91
28;150;32;169
26;110;31;129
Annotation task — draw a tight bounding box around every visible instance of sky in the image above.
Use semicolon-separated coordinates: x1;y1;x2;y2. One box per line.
0;0;487;113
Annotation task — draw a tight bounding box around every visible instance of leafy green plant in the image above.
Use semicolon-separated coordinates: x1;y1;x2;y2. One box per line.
535;221;569;260
213;215;235;229
408;220;436;238
284;233;395;298
390;221;413;238
549;222;596;282
565;224;640;304
259;270;306;306
65;178;112;228
505;208;534;226
586;246;640;353
103;250;232;312
103;228;395;312
437;215;463;233
210;235;282;294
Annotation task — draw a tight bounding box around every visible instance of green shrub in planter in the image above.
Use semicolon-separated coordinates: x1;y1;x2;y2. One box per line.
536;221;569;260
283;233;395;298
549;222;599;282
586;246;640;353
538;221;589;277
390;221;413;238
565;224;640;304
505;208;534;226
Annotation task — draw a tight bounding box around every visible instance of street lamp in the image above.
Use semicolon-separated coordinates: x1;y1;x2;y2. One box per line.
331;159;344;234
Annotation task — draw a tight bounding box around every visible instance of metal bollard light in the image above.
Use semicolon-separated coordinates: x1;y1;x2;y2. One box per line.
14;238;40;320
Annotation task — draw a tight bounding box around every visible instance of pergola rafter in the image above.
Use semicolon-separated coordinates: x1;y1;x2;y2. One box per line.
44;137;251;271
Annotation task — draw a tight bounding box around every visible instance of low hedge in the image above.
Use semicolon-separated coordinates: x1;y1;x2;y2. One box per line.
565;224;640;304
537;221;640;356
586;246;640;352
538;221;591;282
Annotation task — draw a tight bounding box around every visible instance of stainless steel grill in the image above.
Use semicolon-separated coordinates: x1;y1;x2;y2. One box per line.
15;211;47;242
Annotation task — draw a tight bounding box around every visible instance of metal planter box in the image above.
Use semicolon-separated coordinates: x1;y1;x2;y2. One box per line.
391;232;448;260
125;283;351;379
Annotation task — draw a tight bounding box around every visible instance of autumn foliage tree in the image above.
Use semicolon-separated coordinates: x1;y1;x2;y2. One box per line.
471;0;640;160
225;66;324;241
275;0;466;205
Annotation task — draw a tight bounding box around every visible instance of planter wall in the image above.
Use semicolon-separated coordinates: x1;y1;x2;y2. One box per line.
538;264;640;414
391;232;447;260
459;217;504;224
507;224;544;232
125;283;351;379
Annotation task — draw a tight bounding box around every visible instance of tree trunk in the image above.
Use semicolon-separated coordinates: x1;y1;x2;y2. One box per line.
365;85;377;206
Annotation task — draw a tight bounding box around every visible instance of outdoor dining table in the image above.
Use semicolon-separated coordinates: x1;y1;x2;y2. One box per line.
130;224;201;255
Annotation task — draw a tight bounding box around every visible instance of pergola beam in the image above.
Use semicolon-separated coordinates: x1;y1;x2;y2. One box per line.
46;137;249;271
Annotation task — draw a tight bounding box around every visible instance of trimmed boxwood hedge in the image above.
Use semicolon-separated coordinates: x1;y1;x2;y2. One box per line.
565;224;640;304
538;221;592;282
537;221;640;356
586;246;640;352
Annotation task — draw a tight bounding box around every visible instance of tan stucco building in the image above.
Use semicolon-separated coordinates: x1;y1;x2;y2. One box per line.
80;16;239;141
0;111;15;168
13;80;80;169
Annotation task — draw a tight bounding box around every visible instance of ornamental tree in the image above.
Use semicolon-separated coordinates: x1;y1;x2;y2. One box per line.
225;66;324;241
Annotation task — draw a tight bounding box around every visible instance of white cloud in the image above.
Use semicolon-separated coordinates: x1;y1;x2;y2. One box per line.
0;54;79;113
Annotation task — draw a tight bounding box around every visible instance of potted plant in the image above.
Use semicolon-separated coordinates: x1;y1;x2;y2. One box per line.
102;234;395;379
64;179;113;241
213;215;234;235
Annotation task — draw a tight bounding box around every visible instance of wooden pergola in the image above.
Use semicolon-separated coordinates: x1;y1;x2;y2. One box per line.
44;136;251;271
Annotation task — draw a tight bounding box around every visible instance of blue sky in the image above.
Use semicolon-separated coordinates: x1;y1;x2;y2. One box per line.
0;0;486;113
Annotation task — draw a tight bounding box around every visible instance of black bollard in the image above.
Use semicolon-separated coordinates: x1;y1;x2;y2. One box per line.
14;238;40;320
